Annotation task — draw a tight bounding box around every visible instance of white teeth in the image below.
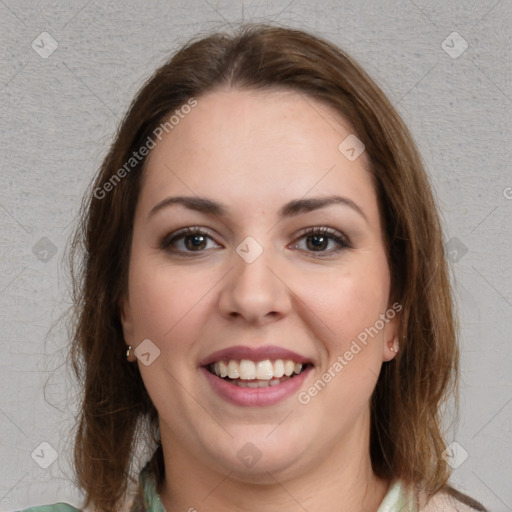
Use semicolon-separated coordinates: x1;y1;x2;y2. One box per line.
234;376;291;388
239;359;256;380
219;360;229;378
284;360;295;376
227;360;239;379
256;360;273;380
210;358;307;381
273;359;285;378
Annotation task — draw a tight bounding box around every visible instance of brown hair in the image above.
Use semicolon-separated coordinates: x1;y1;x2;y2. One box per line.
70;23;458;511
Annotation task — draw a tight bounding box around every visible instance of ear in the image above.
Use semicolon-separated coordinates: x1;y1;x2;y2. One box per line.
120;296;134;345
382;301;402;362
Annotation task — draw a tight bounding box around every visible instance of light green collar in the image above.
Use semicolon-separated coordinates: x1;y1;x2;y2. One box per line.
138;467;166;512
377;480;417;512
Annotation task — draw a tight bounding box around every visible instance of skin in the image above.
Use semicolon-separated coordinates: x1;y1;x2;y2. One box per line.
121;88;400;512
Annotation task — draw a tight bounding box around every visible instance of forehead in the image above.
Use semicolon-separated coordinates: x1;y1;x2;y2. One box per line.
140;88;378;221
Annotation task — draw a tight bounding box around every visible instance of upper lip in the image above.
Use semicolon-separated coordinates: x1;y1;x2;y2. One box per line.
199;345;314;367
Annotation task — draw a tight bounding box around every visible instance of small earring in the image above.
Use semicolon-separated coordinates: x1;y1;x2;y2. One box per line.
389;339;399;353
126;345;137;362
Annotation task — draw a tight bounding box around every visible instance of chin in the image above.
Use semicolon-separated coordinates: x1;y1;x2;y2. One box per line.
202;428;308;482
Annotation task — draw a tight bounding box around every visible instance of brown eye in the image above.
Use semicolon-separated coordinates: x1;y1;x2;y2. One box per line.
160;227;221;255
306;233;329;251
184;233;208;251
293;227;351;256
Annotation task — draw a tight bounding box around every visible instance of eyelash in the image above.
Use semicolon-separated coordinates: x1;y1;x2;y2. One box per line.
160;226;351;258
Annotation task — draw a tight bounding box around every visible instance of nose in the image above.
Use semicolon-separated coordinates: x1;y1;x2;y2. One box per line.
217;242;292;326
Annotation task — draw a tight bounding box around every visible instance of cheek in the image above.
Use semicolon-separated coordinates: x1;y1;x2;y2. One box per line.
126;258;220;410
298;254;391;349
127;256;218;348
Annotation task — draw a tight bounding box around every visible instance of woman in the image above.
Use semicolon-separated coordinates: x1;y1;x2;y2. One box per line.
21;23;487;512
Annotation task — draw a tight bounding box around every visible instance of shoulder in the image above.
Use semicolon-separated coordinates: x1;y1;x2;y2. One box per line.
17;504;80;512
420;485;488;512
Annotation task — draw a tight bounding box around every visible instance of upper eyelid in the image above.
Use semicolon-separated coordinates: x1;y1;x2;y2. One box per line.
160;226;219;246
164;225;345;240
162;226;350;250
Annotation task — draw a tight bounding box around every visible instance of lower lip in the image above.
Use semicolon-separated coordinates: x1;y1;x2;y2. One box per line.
200;366;313;407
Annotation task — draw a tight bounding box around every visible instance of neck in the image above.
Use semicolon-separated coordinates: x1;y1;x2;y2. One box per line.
158;419;390;512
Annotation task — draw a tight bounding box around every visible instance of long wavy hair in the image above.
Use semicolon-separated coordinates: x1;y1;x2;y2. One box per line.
69;23;459;511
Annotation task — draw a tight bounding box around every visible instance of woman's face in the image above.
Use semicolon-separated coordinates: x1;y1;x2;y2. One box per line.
121;89;399;480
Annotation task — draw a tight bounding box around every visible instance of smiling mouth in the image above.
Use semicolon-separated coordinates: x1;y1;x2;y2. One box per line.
206;359;313;388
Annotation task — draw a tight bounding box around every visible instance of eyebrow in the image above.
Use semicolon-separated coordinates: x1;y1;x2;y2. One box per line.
148;194;368;223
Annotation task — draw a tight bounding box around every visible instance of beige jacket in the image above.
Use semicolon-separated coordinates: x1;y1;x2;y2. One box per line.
419;486;488;512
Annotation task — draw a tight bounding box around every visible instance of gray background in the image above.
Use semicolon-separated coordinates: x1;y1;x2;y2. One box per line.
1;1;511;511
